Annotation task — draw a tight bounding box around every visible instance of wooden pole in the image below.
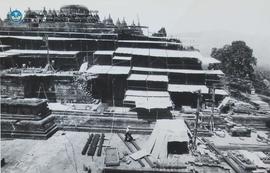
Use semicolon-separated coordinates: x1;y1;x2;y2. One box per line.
46;37;49;65
193;90;201;150
210;86;215;132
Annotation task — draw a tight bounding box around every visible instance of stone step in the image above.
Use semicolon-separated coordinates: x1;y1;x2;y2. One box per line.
59;124;153;135
1;124;58;140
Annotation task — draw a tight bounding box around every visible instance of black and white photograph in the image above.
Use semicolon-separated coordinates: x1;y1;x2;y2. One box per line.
0;0;270;172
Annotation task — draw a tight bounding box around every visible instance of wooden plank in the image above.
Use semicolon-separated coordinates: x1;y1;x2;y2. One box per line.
130;140;155;168
117;133;145;167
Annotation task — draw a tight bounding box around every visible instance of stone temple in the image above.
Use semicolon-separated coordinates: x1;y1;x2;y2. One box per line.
1;4;270;173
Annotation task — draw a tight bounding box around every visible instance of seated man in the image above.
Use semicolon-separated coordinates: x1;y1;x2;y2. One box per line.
125;126;134;142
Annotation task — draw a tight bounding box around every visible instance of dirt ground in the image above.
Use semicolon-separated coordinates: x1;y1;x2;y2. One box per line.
1;131;147;173
205;130;269;146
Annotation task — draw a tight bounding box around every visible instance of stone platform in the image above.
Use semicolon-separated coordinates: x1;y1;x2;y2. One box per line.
1;97;58;139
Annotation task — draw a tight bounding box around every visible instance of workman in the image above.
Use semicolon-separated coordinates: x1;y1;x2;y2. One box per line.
125;126;134;142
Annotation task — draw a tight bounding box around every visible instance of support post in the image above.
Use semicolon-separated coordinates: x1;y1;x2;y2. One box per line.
193;90;201;150
210;86;215;132
43;34;55;72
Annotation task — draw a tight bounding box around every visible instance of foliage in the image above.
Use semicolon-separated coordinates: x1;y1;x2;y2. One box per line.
211;41;257;79
152;27;167;37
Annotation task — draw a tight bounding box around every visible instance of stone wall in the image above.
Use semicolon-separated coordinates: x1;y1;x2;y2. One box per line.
1;76;25;97
1;75;93;103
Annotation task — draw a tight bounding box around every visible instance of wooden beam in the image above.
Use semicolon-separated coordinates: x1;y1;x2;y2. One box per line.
117;133;145;167
129;140;155;168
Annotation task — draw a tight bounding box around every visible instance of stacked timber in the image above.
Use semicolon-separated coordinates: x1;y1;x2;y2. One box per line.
81;133;105;157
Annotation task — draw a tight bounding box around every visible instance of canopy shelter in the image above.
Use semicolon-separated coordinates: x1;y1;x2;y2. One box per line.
115;47;201;58
93;50;114;65
112;56;132;66
168;84;228;107
168;84;208;107
86;65;131;75
168;84;209;94
169;84;227;96
115;47;202;69
0;45;11;52
113;56;132;61
0;35;115;53
127;74;168;91
131;67;224;75
4;49;80;55
117;40;182;50
115;47;220;67
88;65;130;105
200;56;221;70
0;52;19;58
215;89;228;96
1;49;82;70
0;34;118;40
130;119;191;162
128;74;168;82
123;90;172;109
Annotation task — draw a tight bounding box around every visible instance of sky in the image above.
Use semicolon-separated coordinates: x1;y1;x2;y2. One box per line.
1;0;270;67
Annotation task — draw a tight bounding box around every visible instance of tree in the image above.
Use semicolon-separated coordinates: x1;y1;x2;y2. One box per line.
211;41;257;79
158;27;167;37
152;27;167;37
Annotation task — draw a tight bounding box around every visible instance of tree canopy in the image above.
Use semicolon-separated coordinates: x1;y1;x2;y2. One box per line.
211;41;257;79
152;27;167;37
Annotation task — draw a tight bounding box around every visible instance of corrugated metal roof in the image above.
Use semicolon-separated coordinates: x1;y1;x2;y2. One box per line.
87;65;111;74
118;40;181;45
200;56;220;64
115;47;201;58
0;33;117;40
93;50;114;55
215;89;228;95
132;67;224;75
125;90;170;97
0;35;90;41
147;75;168;82
128;74;168;82
5;49;79;55
0;52;19;58
0;45;11;48
109;66;131;74
131;119;189;160
86;65;130;75
128;74;147;81
168;84;209;93
124;90;172;109
124;95;172;109
115;47;220;65
112;56;132;61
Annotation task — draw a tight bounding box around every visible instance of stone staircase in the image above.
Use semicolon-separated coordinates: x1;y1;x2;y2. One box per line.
249;93;270;112
73;75;100;104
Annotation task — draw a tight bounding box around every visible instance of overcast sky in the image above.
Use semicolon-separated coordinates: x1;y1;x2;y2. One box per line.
1;0;270;67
